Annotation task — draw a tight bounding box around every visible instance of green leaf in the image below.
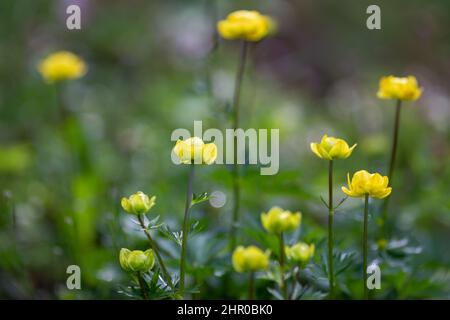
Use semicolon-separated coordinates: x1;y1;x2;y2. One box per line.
159;225;182;246
190;192;211;207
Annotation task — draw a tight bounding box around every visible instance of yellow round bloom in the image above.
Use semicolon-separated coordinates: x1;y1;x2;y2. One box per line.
217;10;273;42
119;248;155;273
377;76;422;101
342;170;392;199
285;242;315;263
38;51;87;83
310;135;357;160
121;191;156;215
261;206;301;234
172;137;217;165
232;246;270;273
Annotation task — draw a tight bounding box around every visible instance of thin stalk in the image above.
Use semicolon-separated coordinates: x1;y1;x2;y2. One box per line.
381;99;402;240
328;160;335;299
179;164;195;294
290;266;301;299
230;40;249;250
248;272;255;300
206;0;219;54
55;82;70;123
363;194;369;300
136;272;149;300
137;215;174;289
279;232;287;299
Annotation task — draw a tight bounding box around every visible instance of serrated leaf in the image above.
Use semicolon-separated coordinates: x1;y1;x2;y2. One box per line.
267;287;284;300
191;192;211;207
159;225;182;246
189;220;204;236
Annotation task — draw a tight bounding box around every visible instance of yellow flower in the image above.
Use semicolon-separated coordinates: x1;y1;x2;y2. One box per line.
121;191;156;215
285;242;315;263
310;135;357;160
217;10;273;42
119;248;155;273
377;238;388;250
38;51;87;83
261;206;301;234
377;76;422;101
172;137;217;165
342;170;392;199
232;246;270;273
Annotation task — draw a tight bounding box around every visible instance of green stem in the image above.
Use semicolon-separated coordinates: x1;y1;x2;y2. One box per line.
230;40;249;250
328;160;335;299
363;194;369;300
137;272;149;300
248;272;255;300
55;82;70;123
206;0;219;54
179;164;195;294
279;232;288;299
137;215;174;289
381;99;402;240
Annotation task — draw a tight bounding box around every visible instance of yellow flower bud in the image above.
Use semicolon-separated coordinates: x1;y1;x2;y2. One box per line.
285;242;315;263
377;238;388;250
38;51;87;83
377;75;422;101
172;137;217;165
202;142;218;165
342;170;392;199
119;248;155;273
217;10;273;42
121;191;156;215
261;206;301;234
310;135;357;160
232;246;270;273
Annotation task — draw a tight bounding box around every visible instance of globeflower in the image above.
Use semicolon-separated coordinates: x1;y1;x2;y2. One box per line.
285;242;315;264
260;207;300;298
232;246;270;273
342;170;392;199
119;248;155;273
38;51;87;83
172;137;217;165
377;75;422;241
217;10;273;42
175;137;217;295
310;135;357;160
121;191;156;215
311;134;355;299
377;76;422;101
342;170;392;299
120;192;174;289
261;206;301;234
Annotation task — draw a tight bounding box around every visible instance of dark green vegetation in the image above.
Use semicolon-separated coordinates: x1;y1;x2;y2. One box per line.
0;0;449;299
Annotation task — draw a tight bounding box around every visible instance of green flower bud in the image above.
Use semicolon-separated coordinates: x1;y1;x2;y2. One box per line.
261;206;301;234
121;191;156;215
285;242;315;264
119;248;155;273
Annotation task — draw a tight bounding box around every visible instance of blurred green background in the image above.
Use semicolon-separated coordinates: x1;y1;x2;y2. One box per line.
0;0;449;299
